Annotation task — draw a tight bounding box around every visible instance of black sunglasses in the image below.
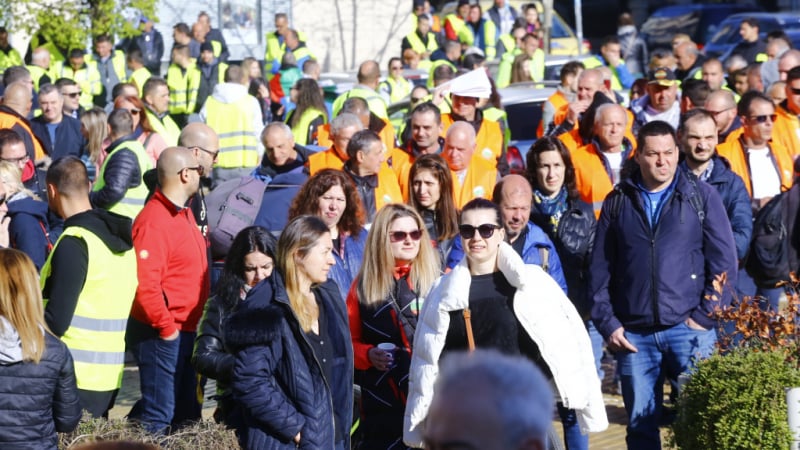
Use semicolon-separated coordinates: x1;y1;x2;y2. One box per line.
194;145;219;160
64;91;81;98
177;166;204;176
790;86;800;95
390;230;422;242
459;223;501;239
749;114;777;124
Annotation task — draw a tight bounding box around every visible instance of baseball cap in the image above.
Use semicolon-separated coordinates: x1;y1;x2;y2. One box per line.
648;67;677;87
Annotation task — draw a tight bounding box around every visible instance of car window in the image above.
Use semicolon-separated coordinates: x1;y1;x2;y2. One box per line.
506;101;544;141
641;12;701;48
708;21;742;46
550;15;570;39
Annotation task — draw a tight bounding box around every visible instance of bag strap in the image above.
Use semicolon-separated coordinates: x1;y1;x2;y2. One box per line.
463;308;475;351
387;291;417;348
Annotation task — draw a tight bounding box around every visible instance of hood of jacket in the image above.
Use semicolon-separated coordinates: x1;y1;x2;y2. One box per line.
0;316;23;364
64;208;133;254
210;82;250;104
6;193;48;223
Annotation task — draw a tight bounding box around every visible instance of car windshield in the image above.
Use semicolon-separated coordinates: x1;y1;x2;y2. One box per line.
506;101;544;141
641;12;701;48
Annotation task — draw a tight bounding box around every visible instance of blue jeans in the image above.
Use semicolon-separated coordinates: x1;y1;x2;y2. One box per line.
587;320;605;381
737;268;784;312
557;403;588;450
127;319;201;434
616;322;716;450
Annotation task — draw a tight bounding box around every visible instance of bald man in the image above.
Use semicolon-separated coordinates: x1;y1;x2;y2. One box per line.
778;49;800;82
705;89;741;142
316;97;397;162
572;104;634;218
331;59;388;119
674;41;705;82
443;121;497;208
0;81;46;164
128;146;209;434
547;68;605;138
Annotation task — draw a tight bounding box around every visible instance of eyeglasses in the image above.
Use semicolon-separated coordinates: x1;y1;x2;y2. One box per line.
459;223;502;239
194;145;219;160
389;229;422;242
0;154;29;164
748;114;777;124
63;91;81;98
706;107;733;116
177;166;204;176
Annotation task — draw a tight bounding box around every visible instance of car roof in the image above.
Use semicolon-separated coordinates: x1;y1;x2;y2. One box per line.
499;85;555;106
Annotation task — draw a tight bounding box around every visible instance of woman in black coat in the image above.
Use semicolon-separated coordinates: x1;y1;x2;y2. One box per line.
0;249;81;449
226;215;353;450
192;226;277;428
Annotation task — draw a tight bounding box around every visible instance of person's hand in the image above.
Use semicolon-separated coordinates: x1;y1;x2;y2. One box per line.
608;327;638;353
257;84;269;98
0;214;9;248
293;431;301;444
368;346;393;371
685;317;708;331
161;329;180;341
431;86;448;106
566;99;591;123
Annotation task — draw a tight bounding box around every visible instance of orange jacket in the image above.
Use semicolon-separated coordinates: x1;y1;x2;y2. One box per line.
572;141;635;218
374;164;405;211
715;136;794;198
552;106;637;152
451;157;498;209
387;147;412;192
315;119;396;155
441;114;504;169
0;108;45;160
773;103;800;156
538;90;569;137
308;147;347;175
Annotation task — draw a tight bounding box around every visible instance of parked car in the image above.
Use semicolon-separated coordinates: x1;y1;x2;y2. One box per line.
703;12;800;60
639;4;762;52
500;84;555;174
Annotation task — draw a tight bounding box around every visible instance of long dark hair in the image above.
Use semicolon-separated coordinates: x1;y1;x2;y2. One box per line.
215;226;278;309
525;137;579;201
408;154;459;241
288;78;328;128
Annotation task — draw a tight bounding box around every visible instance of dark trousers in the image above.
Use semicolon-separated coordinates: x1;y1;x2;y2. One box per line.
126;318;201;434
78;388;119;419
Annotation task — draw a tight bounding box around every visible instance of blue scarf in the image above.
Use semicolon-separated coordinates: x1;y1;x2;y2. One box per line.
533;187;569;235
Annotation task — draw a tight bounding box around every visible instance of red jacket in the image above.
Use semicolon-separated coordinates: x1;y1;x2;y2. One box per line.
132;188;210;337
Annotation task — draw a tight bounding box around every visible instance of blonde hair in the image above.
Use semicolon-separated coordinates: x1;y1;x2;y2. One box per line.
80;107;108;164
277;215;330;332
357;204;440;307
0;249;47;362
0;161;36;199
242;57;261;80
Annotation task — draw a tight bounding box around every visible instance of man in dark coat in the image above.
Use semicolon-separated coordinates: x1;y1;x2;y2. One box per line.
31;83;85;159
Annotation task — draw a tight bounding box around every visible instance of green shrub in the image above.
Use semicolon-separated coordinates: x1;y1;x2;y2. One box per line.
671;348;800;450
59;415;239;449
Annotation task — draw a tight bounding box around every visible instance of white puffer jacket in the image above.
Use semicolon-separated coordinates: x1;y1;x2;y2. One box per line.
403;242;608;447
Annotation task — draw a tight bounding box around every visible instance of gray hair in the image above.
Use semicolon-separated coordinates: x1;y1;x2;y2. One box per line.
433;350;555;448
330;113;364;136
261;121;293;141
724;54;748;73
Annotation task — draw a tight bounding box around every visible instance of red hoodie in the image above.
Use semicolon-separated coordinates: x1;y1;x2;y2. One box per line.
131;188;210;337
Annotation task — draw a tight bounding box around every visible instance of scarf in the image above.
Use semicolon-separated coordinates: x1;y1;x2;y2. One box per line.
533;187;569;235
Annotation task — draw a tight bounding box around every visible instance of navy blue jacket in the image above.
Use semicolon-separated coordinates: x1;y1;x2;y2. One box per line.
589;169;738;338
680;156;752;261
252;145;311;233
226;274;353;450
6;194;51;270
30;115;85;160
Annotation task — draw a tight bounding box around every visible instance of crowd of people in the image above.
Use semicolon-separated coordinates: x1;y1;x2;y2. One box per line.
0;1;798;449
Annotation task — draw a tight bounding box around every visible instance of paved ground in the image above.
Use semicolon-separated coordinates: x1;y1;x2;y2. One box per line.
110;355;674;449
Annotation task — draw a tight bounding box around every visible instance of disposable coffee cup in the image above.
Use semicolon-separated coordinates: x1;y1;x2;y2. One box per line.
377;343;396;368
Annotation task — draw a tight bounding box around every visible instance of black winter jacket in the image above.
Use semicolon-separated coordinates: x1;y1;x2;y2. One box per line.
89;135;143;211
226;274;353;450
0;322;81;449
30;115;86;160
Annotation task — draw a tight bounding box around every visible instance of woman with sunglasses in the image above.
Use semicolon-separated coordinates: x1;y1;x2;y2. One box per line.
408;154;461;271
404;198;608;448
113;95;168;167
288;169;368;301
192;226;277;429
347;204;439;449
226;215;353;450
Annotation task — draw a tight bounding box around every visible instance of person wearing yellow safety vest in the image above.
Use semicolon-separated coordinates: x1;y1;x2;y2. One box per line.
674;41;706;84
200;64;264;183
127;49;152;98
142;78;180;146
283;29;315;76
463;4;498;60
332;60;389;119
583;36;634;91
265;13;308;77
427;40;461;89
28;34;66;73
91;109;152;220
402;14;439;60
196;42;228;113
52;49;102;111
285;78;328;146
41;155;138;418
411;0;442;34
444;0;471;43
731;17;768;65
197;11;230;62
27;48;52;93
0;27;22;76
496;32;544;88
166;44;201;129
90;35;128;107
378;57;412;105
496;24;526;86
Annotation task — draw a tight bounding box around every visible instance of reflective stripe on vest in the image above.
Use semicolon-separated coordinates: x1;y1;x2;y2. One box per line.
167;63;200;114
40;225;137;391
205;95;260;168
92;139;152;219
405;31;438;54
288;108;326;146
